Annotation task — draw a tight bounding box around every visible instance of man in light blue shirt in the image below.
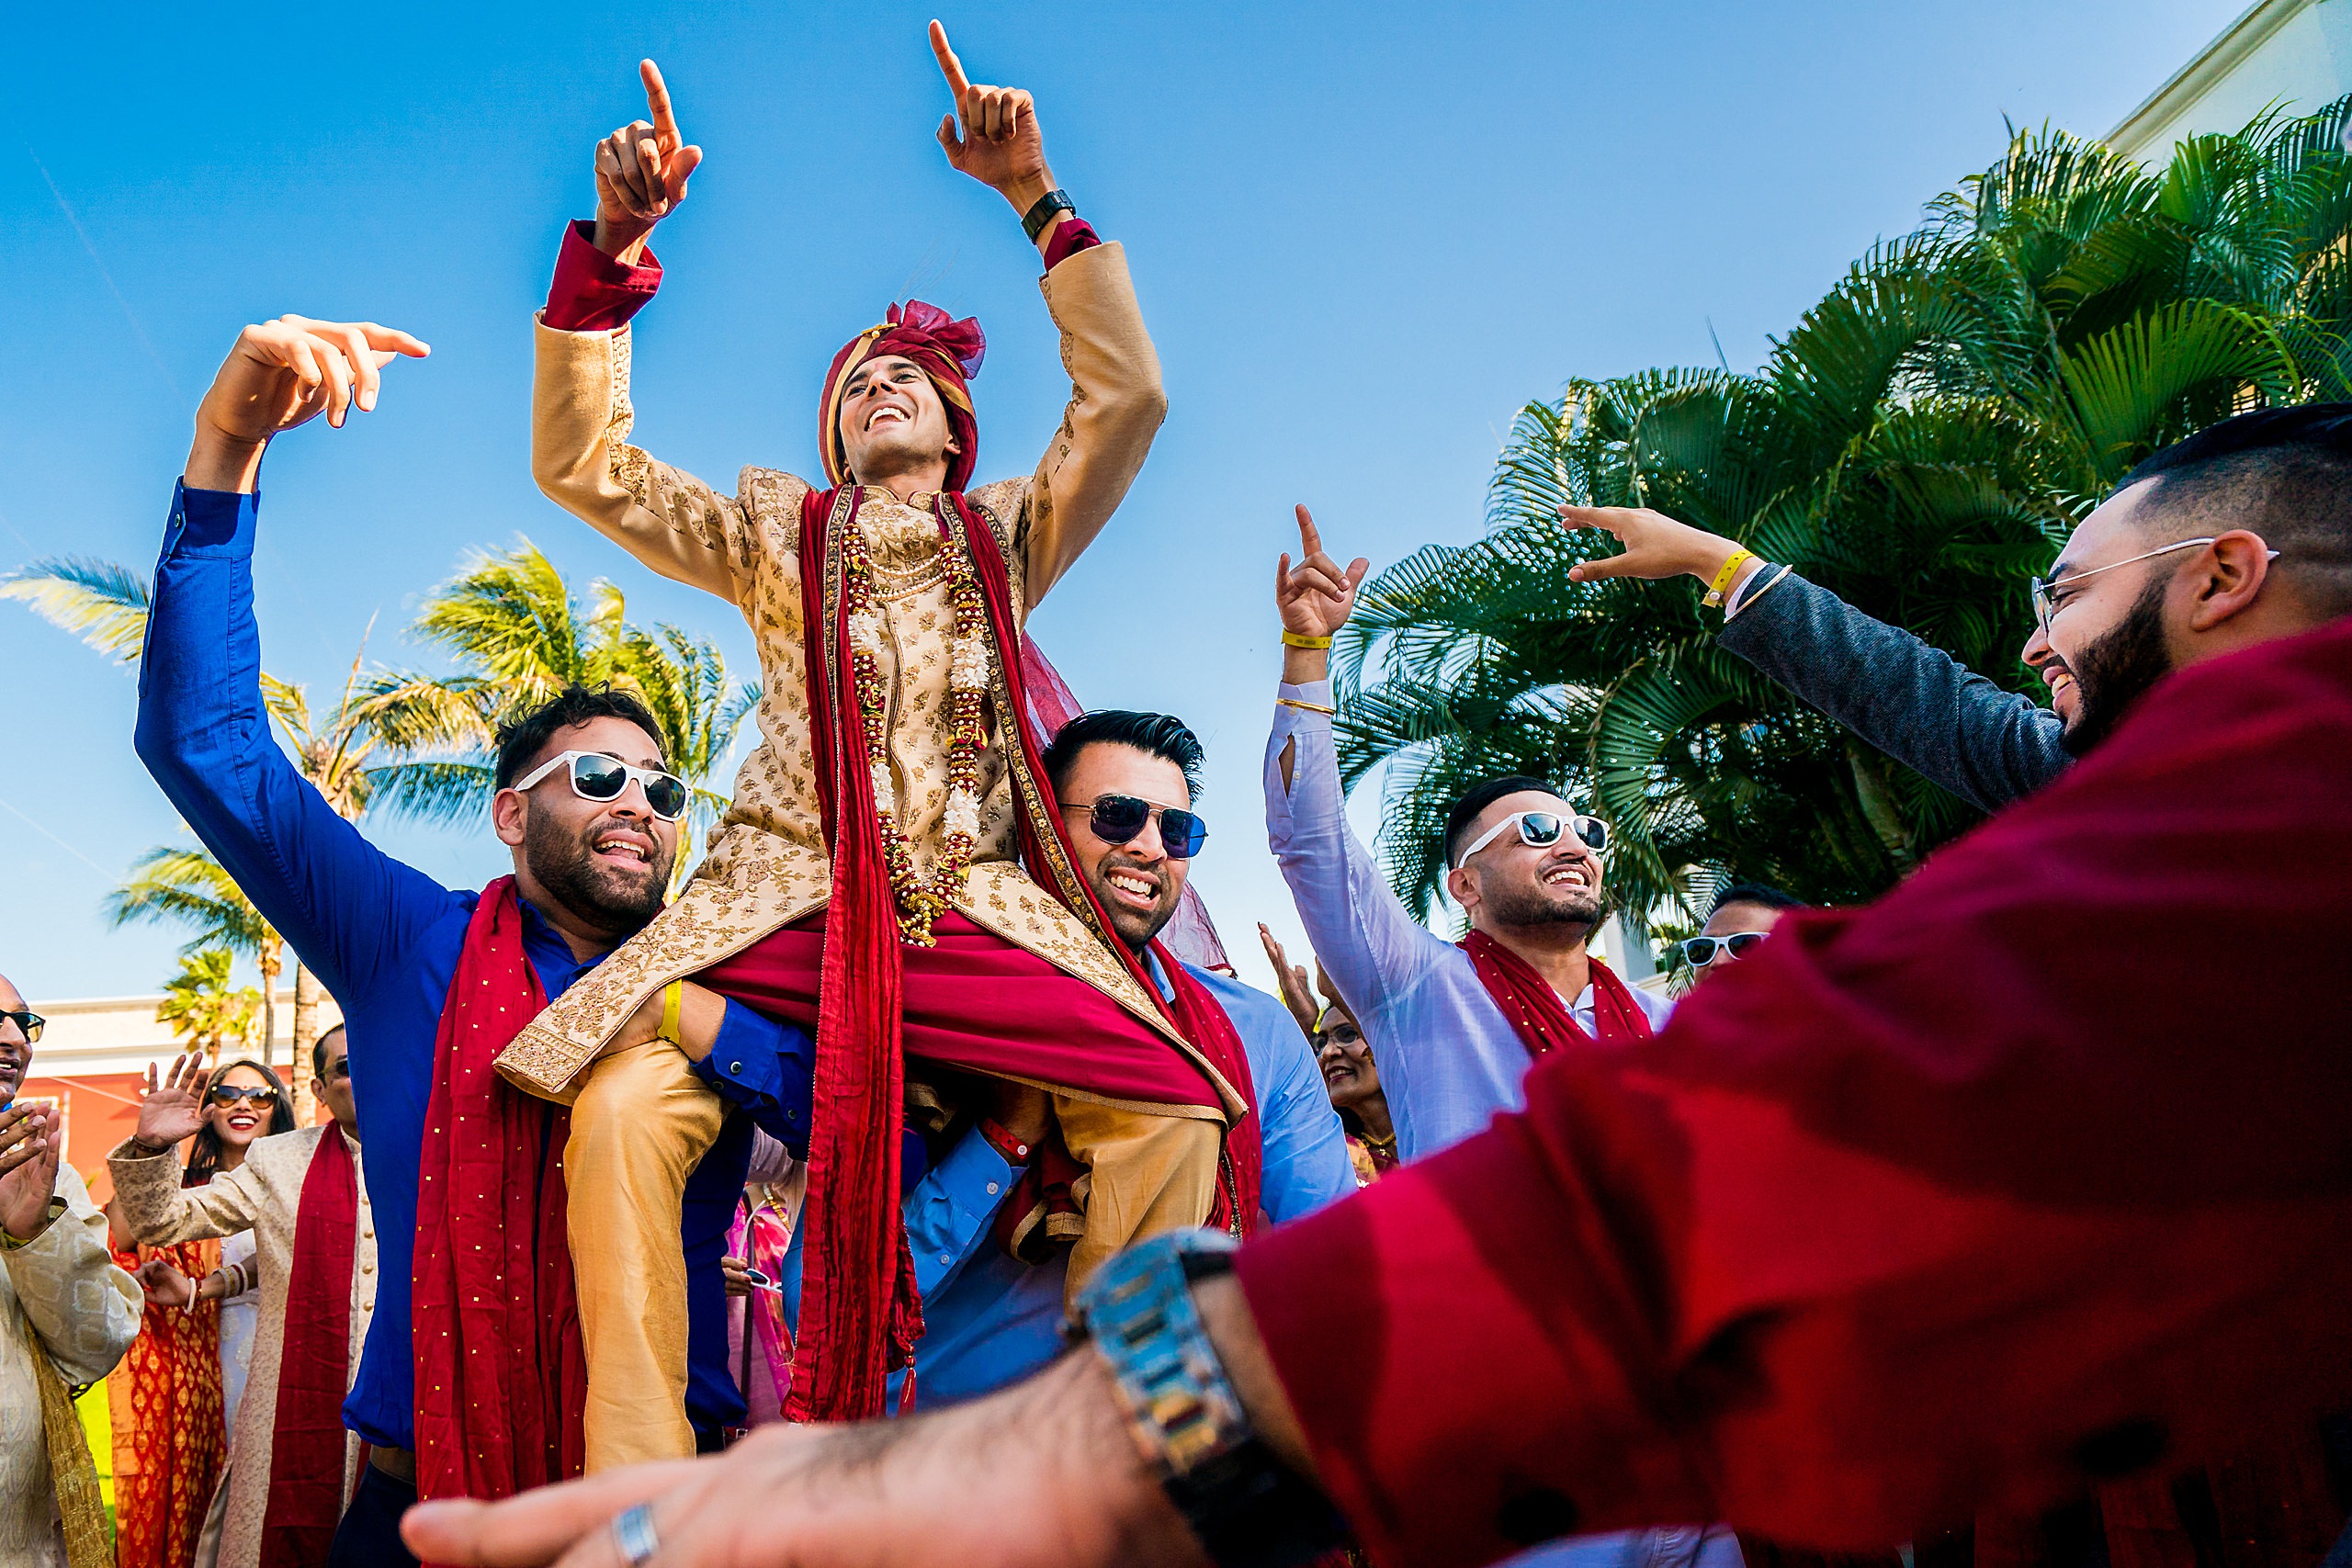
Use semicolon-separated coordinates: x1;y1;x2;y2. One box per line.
1266;508;1676;1163
1266;506;1721;1568
775;709;1356;1404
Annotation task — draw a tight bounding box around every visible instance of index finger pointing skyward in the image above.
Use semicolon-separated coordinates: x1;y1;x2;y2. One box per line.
641;59;680;140
930;20;972;97
1295;502;1323;558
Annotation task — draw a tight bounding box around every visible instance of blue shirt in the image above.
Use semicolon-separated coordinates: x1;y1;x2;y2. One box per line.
906;956;1357;1403
135;484;818;1450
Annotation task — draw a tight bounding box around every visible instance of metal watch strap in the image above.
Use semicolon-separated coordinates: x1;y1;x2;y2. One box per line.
1022;187;1077;242
1071;1230;1348;1568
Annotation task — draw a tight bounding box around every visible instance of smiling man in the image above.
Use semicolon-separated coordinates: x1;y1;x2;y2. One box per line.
1559;403;2352;813
0;976;141;1568
503;25;1260;1450
134;317;821;1561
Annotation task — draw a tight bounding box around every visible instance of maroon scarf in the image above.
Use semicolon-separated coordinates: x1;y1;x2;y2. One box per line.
1461;929;1656;1056
790;485;1261;1421
411;877;586;1509
256;1126;357;1567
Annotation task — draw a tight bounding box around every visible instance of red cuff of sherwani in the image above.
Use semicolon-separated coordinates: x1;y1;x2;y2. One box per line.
1233;1106;1713;1568
544;220;663;332
1040;217;1100;272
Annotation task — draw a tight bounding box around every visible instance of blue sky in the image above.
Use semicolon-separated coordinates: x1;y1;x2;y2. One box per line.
6;0;2251;1001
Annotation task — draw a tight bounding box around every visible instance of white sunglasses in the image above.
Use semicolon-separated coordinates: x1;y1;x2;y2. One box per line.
508;750;690;822
1453;809;1609;871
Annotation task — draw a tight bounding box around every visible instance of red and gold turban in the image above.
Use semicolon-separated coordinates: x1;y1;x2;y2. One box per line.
818;299;987;493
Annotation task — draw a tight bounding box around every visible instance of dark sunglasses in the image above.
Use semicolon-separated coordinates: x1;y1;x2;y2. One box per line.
1060;795;1208;860
323;1059;353;1080
1678;931;1770;967
0;1010;42;1044
209;1084;280;1107
511;750;690;823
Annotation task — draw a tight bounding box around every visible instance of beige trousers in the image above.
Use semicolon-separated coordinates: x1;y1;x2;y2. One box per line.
1055;1095;1223;1301
560;1049;1223;1467
563;1041;725;1472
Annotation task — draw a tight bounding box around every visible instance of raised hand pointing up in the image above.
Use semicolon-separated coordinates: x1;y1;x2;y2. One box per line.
593;60;706;259
930;20;1057;219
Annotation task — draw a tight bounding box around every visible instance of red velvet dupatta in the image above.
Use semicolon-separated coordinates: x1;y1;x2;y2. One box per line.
412;877;586;1506
1460;928;1657;1057
257;1126;357;1567
790;485;1261;1422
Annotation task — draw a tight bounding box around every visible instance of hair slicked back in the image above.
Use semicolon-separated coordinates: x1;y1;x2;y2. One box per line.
1043;710;1207;798
493;683;667;790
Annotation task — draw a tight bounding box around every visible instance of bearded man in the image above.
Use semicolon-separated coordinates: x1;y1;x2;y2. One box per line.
510;26;1250;1450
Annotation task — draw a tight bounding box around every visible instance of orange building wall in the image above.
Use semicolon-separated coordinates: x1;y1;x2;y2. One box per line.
17;1072;149;1191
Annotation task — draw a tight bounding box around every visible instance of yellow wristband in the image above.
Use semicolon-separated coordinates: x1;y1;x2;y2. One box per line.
1280;630;1334;649
1702;548;1756;609
658;981;684;1045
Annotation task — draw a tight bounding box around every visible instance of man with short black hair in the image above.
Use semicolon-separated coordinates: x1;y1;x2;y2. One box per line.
900;709;1354;1400
1563;403;2352;809
1681;883;1807;983
133;315;847;1559
1267;507;1674;1167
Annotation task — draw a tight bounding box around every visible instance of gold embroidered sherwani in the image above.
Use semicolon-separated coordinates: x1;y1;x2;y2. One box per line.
109;1125;374;1568
519;240;1236;1469
506;240;1229;1099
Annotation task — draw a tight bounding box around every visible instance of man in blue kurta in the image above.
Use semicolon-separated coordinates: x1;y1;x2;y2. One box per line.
134;314;929;1561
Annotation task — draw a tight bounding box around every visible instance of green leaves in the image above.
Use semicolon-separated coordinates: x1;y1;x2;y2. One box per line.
1339;94;2352;949
0;556;153;666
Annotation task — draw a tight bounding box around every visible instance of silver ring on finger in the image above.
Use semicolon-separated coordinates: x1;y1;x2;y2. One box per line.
611;1503;661;1567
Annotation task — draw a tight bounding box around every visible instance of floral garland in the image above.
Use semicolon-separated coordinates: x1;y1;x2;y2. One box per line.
840;502;990;945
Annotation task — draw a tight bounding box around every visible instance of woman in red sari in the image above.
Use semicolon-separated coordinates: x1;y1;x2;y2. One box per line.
106;1059;293;1568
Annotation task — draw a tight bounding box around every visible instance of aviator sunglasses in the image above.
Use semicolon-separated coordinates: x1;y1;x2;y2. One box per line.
1059;795;1209;860
1678;931;1770;967
1453;810;1609;871
510;750;691;822
209;1083;281;1108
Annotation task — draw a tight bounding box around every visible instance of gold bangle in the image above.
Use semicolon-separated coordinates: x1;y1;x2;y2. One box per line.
1702;547;1755;609
1277;696;1337;716
1280;630;1334;649
657;980;684;1045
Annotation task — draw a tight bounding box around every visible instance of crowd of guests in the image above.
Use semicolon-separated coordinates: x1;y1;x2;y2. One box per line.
3;26;2349;1568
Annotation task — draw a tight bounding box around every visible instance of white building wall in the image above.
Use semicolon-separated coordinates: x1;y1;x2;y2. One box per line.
2109;0;2352;160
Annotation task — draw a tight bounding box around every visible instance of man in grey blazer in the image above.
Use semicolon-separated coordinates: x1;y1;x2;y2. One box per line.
1563;404;2352;812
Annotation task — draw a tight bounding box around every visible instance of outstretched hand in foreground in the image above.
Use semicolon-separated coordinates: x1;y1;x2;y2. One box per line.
134;1053;210;1149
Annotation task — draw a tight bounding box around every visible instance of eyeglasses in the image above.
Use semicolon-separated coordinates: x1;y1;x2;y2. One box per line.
209;1084;279;1107
1453;810;1608;871
0;1010;42;1044
1059;795;1208;860
510;750;690;822
1678;931;1770;967
323;1060;352;1081
2030;537;2281;638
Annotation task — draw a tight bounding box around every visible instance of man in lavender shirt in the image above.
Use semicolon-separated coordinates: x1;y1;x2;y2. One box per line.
1263;505;1719;1568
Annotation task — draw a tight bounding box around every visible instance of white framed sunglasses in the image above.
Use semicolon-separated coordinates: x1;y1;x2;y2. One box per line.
1678;931;1769;967
509;750;691;822
1453;809;1609;871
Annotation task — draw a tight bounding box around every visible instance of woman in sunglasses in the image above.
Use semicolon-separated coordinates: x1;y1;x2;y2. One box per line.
1677;882;1809;987
103;1058;292;1568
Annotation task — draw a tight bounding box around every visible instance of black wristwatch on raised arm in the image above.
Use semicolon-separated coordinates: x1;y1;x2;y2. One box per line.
1068;1229;1350;1568
1022;187;1078;242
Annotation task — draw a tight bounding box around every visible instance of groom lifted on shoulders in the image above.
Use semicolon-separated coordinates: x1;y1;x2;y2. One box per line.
513;22;1264;1464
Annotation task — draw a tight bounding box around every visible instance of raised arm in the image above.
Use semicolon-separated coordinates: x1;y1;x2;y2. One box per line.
1563;505;2070;811
138;320;456;1010
1265;507;1452;1038
928;23;1167;605
532;60;765;608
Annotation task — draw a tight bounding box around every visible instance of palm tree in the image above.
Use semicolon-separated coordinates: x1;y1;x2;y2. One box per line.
5;560;387;1106
110;850;285;1063
361;538;758;886
1339;98;2352;952
155;948;263;1066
